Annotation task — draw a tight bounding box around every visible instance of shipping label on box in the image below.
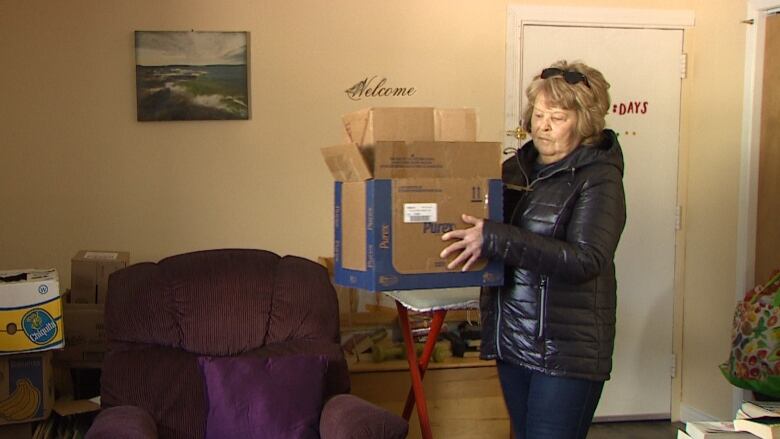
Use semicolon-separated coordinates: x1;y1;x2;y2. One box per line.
324;141;504;292
0;352;54;425
0;270;63;355
71;250;129;304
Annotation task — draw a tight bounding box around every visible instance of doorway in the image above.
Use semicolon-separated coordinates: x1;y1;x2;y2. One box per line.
505;6;693;419
737;0;780;416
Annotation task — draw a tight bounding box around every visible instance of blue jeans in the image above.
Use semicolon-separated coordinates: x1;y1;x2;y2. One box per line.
497;360;605;439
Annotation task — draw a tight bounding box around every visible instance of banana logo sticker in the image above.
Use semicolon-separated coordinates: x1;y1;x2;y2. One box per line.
0;378;41;421
21;309;57;345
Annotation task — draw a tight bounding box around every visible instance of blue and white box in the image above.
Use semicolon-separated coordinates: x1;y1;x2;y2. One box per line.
323;140;504;292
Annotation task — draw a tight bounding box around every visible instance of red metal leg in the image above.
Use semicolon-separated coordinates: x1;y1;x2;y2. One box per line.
396;301;434;439
402;309;447;419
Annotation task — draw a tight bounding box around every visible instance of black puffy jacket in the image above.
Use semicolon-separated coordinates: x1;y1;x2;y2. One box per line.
480;129;626;381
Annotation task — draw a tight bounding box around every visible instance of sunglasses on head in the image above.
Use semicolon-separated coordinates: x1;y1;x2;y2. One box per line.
540;67;590;88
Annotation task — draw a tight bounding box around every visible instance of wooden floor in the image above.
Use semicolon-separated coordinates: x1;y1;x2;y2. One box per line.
347;354;686;439
587;420;685;439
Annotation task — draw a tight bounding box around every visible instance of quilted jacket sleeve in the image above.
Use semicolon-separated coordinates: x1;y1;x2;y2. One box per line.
482;165;626;284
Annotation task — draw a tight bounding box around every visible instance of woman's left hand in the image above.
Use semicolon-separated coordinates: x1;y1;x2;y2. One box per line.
440;214;485;271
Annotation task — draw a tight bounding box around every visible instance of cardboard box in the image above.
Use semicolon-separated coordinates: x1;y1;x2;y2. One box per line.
0;270;64;355
0;422;33;439
70;251;129;304
0;352;54;426
53;398;101;417
54;305;105;364
342;107;477;146
322;141;504;291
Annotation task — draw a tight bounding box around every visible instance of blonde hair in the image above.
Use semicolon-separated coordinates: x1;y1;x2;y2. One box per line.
522;60;611;146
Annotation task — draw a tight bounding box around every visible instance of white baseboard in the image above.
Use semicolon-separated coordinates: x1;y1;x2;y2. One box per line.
593;413;670;423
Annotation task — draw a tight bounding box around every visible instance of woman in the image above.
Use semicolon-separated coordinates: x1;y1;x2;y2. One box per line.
440;60;626;439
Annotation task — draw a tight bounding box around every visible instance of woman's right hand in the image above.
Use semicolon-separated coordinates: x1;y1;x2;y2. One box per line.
440;214;485;271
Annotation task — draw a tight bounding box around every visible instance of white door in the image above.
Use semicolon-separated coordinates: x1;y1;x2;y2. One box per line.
518;25;683;419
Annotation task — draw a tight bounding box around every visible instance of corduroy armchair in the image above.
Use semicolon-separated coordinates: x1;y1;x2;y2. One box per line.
86;249;407;439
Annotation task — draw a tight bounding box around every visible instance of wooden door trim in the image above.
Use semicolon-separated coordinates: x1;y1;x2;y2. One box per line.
736;0;780;417
738;1;780;299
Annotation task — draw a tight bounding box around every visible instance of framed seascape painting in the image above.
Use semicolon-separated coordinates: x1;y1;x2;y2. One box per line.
135;31;250;121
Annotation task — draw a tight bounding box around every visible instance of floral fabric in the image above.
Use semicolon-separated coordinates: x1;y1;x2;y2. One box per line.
722;271;780;397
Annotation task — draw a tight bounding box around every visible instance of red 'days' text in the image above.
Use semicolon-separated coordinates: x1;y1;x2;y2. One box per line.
612;101;648;115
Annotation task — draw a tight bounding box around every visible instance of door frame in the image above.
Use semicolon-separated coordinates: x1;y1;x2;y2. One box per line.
505;6;695;138
504;4;694;420
736;0;780;416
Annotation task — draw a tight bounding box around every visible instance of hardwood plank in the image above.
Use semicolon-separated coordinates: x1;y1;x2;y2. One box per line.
350;364;509;439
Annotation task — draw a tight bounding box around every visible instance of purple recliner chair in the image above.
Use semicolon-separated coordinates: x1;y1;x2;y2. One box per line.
86;249;407;439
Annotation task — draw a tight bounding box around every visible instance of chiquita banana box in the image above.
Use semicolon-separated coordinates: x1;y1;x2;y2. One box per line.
0;352;53;425
0;269;64;354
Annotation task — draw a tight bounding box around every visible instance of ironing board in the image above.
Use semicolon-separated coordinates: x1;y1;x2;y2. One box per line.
382;288;480;439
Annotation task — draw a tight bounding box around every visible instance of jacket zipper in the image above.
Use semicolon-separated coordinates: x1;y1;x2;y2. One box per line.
530;166;575;189
509;166;573;224
501;152;577;350
538;277;547;338
529;167;573;340
496;287;503;359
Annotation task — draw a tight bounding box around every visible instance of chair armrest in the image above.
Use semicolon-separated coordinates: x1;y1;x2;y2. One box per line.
86;405;158;439
319;394;408;439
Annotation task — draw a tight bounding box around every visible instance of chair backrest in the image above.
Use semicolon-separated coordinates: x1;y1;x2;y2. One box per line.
99;249;347;439
104;248;340;355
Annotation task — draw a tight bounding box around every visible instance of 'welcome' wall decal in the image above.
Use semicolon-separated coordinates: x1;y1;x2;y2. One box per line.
345;76;416;101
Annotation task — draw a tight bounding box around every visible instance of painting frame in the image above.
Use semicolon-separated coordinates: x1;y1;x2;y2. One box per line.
134;30;250;122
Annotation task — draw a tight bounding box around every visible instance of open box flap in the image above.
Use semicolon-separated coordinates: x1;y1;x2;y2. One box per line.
321;144;373;182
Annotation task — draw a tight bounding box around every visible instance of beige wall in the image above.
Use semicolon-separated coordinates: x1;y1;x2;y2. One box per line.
0;0;746;420
677;0;747;420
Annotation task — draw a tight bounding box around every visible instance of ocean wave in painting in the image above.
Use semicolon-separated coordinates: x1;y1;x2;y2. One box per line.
136;65;248;121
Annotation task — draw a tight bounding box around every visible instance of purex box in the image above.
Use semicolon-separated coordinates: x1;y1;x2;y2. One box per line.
0;270;63;355
322;140;503;291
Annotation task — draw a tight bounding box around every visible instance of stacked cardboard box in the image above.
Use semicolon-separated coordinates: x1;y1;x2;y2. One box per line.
322;107;504;292
0;270;62;426
0;269;64;355
57;251;129;365
70;250;129;305
0;352;55;427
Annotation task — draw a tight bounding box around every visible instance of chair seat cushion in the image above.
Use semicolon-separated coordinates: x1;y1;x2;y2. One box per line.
198;354;328;439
